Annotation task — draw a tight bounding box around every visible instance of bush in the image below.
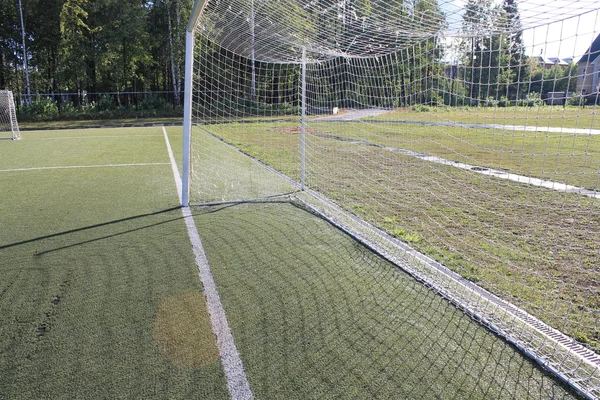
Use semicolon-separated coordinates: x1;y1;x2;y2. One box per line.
412;104;432;112
517;92;545;107
138;94;170;111
484;97;499;107
497;96;510;107
95;95;116;111
19;96;59;121
566;93;585;107
17;93;183;122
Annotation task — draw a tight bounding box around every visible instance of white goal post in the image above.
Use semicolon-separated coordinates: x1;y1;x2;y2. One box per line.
0;90;21;140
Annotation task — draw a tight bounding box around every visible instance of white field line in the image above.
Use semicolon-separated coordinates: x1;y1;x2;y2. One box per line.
317;133;600;199
317;109;600;135
374;119;600;136
0;163;170;173
441;122;600;136
389;148;600;199
162;127;254;400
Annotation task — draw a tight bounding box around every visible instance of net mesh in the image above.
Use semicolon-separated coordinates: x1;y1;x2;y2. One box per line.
0;90;20;140
188;0;600;397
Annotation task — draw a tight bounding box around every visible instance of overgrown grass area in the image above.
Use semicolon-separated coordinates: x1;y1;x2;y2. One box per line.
206;120;600;353
0;127;228;399
368;106;600;130
194;201;579;399
311;121;600;191
208;118;600;191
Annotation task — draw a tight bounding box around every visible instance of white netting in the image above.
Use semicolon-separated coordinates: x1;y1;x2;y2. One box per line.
0;90;20;140
187;0;600;398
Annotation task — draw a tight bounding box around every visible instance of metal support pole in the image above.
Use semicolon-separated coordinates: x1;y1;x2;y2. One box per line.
250;0;256;101
301;47;307;190
182;30;195;207
17;0;31;102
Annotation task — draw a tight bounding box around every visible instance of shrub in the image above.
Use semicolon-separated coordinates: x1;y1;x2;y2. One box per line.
517;92;545;107
497;96;510;107
96;95;116;111
19;96;59;121
412;104;432;112
484;97;499;107
566;92;585;107
139;94;170;111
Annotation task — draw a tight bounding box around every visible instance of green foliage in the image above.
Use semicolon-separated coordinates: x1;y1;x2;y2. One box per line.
3;0;193;102
567;92;586;107
138;94;171;111
392;228;422;243
19;96;59;120
517;91;544;107
529;60;578;97
16;94;183;122
412;104;433;112
462;0;530;102
95;94;116;111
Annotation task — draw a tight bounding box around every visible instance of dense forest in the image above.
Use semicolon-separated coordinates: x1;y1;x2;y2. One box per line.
0;0;584;121
1;0;192;118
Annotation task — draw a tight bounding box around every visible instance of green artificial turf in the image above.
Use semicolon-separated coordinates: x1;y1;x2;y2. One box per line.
194;201;580;399
0;127;228;399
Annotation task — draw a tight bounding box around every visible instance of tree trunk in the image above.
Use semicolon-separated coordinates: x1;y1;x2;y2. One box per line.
167;2;180;106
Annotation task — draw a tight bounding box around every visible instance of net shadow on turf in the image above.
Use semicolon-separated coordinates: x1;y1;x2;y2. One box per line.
192;200;582;399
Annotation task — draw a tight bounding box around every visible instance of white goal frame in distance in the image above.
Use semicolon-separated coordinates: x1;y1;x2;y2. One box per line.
0;90;21;140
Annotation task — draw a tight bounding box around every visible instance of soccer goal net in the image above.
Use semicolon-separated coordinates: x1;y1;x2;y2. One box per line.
0;90;21;140
184;0;600;397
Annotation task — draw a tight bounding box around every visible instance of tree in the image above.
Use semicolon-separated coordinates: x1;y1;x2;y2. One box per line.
500;0;528;100
462;0;515;101
28;0;63;96
0;0;22;90
60;0;94;100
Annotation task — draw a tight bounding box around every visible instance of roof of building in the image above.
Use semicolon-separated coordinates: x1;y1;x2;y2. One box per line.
579;33;600;64
547;57;569;66
535;56;571;66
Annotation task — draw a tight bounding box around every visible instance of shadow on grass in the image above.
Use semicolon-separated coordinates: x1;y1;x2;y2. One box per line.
1;207;182;253
190;200;583;399
0;204;246;255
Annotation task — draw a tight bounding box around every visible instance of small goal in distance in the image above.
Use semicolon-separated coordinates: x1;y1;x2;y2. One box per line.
0;90;21;140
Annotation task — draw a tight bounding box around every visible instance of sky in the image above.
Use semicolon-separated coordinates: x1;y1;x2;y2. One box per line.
522;10;600;60
441;0;600;61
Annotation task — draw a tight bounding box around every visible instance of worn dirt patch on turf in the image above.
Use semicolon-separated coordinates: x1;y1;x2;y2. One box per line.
154;293;219;368
272;127;325;134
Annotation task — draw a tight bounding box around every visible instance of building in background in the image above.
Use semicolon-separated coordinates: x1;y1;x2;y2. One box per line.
577;33;600;95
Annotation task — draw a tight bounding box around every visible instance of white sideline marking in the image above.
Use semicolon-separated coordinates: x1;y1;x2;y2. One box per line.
0;163;169;173
162;127;254;400
320;133;600;199
386;147;600;199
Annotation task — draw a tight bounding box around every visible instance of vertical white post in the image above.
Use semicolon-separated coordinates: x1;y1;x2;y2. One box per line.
8;91;20;140
182;30;195;207
301;47;307;190
17;0;31;103
250;0;257;101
